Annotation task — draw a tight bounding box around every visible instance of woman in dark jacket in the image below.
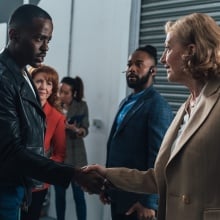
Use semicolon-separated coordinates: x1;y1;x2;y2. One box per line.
55;76;89;220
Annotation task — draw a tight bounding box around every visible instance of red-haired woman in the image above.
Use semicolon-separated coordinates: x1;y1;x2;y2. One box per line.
21;65;66;220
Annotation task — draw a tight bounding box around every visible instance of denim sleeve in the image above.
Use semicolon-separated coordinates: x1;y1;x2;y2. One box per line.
139;193;159;210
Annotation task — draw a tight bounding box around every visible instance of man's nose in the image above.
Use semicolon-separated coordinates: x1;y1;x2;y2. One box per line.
127;65;136;74
41;41;49;52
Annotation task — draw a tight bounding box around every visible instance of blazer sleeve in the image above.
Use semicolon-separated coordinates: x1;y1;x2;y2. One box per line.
80;101;89;136
106;167;158;194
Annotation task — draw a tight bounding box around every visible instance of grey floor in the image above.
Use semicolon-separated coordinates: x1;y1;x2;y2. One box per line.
39;217;56;220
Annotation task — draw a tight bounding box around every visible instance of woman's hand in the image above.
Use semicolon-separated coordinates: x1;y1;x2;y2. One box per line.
82;164;107;177
65;121;85;136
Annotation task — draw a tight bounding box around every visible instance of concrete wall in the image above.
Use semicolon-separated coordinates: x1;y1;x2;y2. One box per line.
0;0;132;219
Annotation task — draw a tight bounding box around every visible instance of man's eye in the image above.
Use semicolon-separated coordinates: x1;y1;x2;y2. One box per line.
136;62;142;67
35;36;49;43
35;37;43;42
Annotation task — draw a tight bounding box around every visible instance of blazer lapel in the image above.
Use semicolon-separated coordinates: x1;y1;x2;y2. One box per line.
116;101;144;133
115;87;153;134
167;79;220;164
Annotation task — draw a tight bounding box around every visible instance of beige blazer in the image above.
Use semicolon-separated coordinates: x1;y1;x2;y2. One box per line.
106;77;220;220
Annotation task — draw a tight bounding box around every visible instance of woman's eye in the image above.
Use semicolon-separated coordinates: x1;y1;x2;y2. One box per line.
47;81;53;86
35;80;41;84
165;46;170;51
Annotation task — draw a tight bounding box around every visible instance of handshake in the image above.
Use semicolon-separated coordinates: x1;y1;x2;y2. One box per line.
73;164;112;195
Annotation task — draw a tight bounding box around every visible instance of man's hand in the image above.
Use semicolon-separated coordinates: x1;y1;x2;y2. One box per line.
126;202;156;220
73;168;105;194
82;164;115;192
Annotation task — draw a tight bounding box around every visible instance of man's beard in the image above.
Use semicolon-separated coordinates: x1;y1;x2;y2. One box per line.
126;71;151;89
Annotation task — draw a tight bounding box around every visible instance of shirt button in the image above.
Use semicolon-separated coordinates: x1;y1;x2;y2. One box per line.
181;195;190;204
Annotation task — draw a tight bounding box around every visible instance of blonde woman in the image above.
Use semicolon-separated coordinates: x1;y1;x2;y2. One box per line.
86;13;220;220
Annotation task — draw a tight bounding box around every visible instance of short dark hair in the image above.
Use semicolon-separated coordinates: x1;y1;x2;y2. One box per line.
135;45;158;65
8;4;52;29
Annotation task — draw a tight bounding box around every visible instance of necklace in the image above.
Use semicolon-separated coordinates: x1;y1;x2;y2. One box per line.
189;91;203;110
190;99;197;108
187;83;207;116
187;97;198;116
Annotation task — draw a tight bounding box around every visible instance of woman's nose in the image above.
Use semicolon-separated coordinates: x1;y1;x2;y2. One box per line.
40;81;47;89
59;93;64;99
160;52;166;64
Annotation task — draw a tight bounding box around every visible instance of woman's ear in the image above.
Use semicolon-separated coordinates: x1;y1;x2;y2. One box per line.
187;44;196;56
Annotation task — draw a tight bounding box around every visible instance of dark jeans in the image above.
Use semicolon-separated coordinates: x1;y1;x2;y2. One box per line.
0;185;25;220
20;188;48;220
54;182;86;220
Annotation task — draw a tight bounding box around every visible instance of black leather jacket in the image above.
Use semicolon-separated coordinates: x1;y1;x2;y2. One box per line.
0;49;73;188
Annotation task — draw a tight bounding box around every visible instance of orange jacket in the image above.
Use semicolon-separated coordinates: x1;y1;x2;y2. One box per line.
33;101;66;191
43;102;66;163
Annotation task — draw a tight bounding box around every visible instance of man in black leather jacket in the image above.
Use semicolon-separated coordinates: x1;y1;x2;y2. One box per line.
0;4;103;220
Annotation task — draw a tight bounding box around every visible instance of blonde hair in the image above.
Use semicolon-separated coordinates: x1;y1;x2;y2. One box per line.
165;13;220;81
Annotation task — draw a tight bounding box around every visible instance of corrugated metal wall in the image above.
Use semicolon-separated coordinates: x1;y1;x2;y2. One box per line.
139;0;220;112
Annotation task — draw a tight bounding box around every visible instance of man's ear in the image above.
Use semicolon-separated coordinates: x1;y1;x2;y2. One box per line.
8;29;19;41
150;67;157;76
